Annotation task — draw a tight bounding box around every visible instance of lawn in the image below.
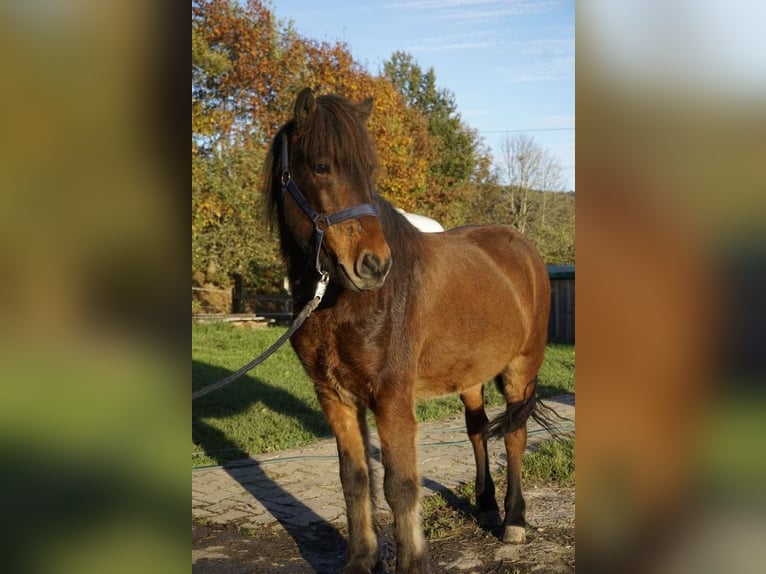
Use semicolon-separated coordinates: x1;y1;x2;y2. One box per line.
192;323;574;468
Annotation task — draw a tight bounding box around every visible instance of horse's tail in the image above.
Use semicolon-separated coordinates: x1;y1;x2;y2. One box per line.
484;377;572;441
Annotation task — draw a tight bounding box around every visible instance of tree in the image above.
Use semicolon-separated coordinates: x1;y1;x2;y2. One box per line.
466;135;573;264
192;0;298;299
382;51;492;225
498;132;565;234
531;190;575;264
383;51;482;185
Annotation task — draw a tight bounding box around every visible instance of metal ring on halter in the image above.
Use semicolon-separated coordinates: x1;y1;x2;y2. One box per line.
314;215;329;232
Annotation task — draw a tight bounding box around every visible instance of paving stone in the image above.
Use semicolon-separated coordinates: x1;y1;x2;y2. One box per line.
213;509;252;524
191;478;222;496
239;515;276;528
191;508;215;519
192;396;575;531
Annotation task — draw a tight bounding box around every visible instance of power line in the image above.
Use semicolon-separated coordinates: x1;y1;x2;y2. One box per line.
479;127;575;134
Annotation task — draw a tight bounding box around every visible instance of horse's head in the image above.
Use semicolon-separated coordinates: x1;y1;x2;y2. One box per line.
267;88;392;292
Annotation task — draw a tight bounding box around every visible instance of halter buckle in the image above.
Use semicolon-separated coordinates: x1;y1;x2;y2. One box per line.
313;272;330;302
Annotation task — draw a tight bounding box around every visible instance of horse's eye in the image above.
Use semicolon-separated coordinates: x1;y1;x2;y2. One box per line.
314;162;330;175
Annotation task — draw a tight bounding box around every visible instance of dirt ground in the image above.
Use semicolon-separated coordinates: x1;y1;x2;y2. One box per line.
192;481;574;573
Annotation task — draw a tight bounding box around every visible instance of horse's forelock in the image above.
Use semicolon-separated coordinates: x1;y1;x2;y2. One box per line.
300;95;378;180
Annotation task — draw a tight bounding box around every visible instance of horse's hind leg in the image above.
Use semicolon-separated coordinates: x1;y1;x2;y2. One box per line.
460;386;501;527
317;392;378;573
496;358;541;544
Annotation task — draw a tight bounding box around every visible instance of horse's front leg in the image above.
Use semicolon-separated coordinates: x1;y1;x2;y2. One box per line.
374;393;431;574
317;389;378;574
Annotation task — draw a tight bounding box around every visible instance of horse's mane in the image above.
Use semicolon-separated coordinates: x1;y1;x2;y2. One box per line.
374;196;425;272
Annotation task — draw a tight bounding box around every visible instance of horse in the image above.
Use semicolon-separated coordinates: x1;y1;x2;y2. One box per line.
262;88;551;574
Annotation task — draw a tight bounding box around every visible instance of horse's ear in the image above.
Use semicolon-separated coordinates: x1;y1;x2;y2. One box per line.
357;97;373;121
294;88;316;127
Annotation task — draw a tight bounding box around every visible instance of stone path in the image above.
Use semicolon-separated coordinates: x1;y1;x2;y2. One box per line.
192;395;574;536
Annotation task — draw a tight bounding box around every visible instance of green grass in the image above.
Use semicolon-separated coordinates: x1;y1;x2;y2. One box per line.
523;436;576;486
192;323;574;467
420;481;492;542
192;323;331;468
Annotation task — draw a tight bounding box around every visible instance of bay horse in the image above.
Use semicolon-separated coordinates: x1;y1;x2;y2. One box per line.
263;88;551;574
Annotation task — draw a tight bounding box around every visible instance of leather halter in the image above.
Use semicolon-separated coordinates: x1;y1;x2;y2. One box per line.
280;133;379;276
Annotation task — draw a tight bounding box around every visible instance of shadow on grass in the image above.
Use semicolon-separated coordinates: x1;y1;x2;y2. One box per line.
192;358;333;462
420;477;505;542
192;360;346;573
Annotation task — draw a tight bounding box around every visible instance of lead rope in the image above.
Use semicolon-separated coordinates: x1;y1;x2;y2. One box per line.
192;273;329;401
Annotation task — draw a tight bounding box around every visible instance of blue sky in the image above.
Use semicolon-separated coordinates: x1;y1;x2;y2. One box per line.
270;0;575;191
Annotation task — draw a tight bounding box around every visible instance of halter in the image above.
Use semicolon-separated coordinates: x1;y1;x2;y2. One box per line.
280;132;379;276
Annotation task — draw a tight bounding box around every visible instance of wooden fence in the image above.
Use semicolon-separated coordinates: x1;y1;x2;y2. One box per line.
547;265;575;343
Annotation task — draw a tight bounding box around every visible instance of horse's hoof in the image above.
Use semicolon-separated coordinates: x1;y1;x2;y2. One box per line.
478;509;503;528
502;525;526;544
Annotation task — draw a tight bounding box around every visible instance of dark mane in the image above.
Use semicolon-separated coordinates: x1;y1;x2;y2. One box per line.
374;197;425;277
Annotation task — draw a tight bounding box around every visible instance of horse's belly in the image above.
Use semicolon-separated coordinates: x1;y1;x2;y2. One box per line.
413;333;512;399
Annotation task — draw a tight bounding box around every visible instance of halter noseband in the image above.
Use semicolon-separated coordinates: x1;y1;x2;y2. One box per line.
280;133;379;276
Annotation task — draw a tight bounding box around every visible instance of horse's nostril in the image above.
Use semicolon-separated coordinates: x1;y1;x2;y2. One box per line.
358;251;391;280
361;252;379;278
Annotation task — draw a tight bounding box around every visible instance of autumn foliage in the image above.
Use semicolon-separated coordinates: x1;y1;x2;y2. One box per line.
193;0;436;294
192;0;570;305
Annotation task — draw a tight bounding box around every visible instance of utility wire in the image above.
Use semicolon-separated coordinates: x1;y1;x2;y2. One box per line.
479;127;574;134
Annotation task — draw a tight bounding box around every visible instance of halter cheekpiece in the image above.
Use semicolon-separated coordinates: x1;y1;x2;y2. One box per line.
280;132;379;276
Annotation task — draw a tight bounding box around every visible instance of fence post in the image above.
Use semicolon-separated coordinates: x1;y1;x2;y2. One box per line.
232;273;244;313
